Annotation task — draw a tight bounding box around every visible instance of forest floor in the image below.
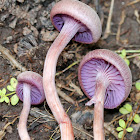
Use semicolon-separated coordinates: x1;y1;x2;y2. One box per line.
0;0;140;140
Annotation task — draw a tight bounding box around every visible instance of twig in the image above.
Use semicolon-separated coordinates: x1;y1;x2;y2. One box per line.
72;122;94;139
78;98;88;103
55;60;80;76
0;78;10;88
102;0;114;39
0;116;18;140
49;125;60;140
121;111;133;140
116;10;126;43
115;49;140;53
126;0;140;6
104;122;118;139
69;82;84;96
126;53;140;59
56;87;75;105
31;108;54;120
109;114;126;125
0;44;27;72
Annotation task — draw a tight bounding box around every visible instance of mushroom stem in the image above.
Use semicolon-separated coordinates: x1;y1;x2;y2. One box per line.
18;83;31;140
86;78;108;140
43;18;81;140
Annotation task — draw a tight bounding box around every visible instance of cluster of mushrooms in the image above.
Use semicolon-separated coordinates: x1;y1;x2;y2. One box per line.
15;0;132;140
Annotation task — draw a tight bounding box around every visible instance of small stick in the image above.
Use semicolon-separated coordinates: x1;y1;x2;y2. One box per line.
0;44;27;72
0;116;18;139
102;0;114;39
126;53;140;59
72;122;94;139
116;10;126;43
126;0;140;6
104;122;118;139
56;87;75;105
115;49;140;53
109;114;126;125
56;60;80;76
69;82;84;96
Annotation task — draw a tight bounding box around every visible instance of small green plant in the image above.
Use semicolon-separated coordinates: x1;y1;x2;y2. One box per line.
116;119;133;139
116;49;140;66
135;81;140;90
0;78;19;105
119;49;130;66
119;103;132;115
0;88;10;103
119;103;140;124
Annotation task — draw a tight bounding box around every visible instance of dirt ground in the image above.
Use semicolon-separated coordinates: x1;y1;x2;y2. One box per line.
0;0;140;140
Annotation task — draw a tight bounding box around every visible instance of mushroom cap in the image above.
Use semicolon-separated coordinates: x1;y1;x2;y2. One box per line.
16;71;45;105
78;49;132;109
50;0;102;44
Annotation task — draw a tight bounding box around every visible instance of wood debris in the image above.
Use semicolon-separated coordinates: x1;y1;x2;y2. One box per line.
116;10;126;43
56;87;75;105
102;0;114;39
0;44;27;72
69;82;84;96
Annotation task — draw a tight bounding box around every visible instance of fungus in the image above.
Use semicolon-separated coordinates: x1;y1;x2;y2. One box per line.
78;49;132;140
43;0;101;139
16;71;45;140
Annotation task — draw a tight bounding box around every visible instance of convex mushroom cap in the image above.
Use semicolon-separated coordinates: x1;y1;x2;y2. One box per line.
78;49;132;109
50;0;102;43
16;71;45;105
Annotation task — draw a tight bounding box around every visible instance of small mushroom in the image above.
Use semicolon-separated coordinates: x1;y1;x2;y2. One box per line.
16;71;45;140
43;0;101;139
78;49;132;140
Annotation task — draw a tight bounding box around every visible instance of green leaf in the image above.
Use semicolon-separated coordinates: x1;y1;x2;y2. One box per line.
5;97;10;103
119;107;130;115
135;82;140;90
7;85;15;92
124;103;132;112
124;59;130;66
118;131;124;139
11;94;19;106
119;54;125;59
133;114;140;123
10;78;18;89
121;49;127;57
119;119;126;129
126;127;133;132
0;97;5;102
116;127;123;131
0;90;2;96
1;88;6;95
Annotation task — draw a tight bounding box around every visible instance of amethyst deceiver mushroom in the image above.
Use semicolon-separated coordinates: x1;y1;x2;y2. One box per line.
43;0;101;139
78;49;132;140
16;71;45;140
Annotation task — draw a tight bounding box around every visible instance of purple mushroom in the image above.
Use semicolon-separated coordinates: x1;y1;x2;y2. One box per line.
16;71;45;140
78;49;132;140
43;0;102;139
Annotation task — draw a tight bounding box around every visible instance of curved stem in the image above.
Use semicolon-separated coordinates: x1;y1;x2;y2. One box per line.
43;18;81;140
18;83;31;140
